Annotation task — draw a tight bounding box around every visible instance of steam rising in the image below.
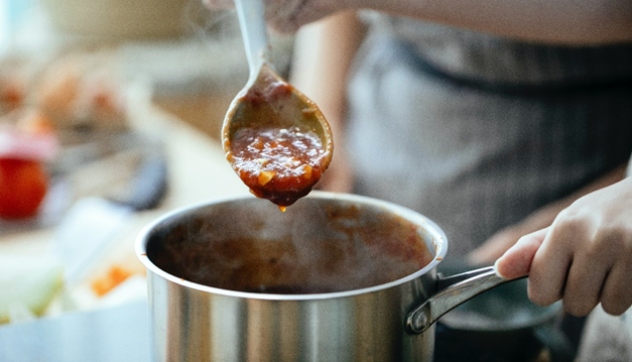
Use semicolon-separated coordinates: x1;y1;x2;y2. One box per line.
148;196;434;294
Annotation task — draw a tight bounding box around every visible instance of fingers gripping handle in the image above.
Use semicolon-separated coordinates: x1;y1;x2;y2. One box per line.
406;266;524;334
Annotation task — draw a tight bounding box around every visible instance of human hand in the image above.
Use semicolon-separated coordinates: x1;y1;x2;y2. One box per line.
495;177;632;317
202;0;351;32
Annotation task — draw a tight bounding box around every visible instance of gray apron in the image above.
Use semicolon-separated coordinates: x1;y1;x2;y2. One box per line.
346;16;632;256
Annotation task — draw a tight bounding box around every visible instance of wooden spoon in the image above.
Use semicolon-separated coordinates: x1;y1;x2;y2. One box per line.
222;0;333;209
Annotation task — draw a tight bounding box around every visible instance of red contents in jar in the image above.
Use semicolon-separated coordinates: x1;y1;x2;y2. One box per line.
0;158;48;219
228;126;326;207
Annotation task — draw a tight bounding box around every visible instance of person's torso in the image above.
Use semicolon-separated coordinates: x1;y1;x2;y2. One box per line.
346;14;632;255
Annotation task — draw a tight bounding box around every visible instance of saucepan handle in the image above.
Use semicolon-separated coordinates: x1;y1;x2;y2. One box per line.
406;266;526;334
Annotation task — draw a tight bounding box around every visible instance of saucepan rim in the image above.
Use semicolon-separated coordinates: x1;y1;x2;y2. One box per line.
135;191;448;301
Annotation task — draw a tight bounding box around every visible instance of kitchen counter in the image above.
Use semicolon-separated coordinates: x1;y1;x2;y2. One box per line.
0;3;257;353
0;85;251;315
0;30;258;353
0;300;150;362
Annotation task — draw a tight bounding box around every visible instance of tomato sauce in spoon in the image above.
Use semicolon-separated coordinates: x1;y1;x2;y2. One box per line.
229;126;326;209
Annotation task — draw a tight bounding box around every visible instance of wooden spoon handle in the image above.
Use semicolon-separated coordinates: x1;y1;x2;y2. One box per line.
235;0;269;78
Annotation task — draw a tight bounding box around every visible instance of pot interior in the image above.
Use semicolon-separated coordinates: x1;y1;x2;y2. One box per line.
145;194;439;294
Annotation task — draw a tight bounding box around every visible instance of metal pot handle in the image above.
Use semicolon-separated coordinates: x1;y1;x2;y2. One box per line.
406;266;525;334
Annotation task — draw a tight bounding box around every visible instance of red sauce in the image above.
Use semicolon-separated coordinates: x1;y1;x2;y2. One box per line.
229;126;325;207
224;67;332;208
150;204;434;294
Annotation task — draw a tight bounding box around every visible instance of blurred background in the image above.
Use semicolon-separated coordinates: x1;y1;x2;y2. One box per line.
0;0;295;139
0;0;296;353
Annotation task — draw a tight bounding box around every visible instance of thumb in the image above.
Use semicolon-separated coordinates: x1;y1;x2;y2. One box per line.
495;227;548;279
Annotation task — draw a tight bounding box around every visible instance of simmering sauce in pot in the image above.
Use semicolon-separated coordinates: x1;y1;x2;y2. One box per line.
148;204;435;294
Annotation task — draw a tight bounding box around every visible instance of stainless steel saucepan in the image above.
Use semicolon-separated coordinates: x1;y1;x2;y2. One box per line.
136;192;519;361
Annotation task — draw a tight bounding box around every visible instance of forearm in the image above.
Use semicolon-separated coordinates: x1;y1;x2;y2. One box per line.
205;0;632;44
357;0;632;45
290;11;364;124
290;10;365;191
